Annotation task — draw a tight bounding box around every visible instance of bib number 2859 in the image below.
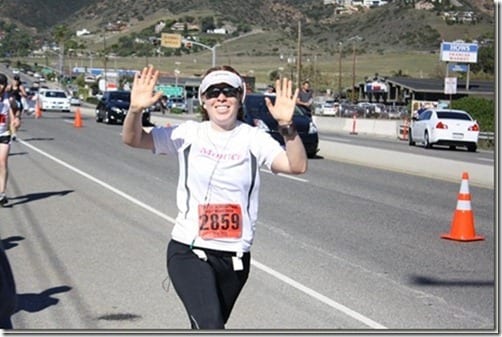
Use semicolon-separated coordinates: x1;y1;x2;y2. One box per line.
198;203;242;239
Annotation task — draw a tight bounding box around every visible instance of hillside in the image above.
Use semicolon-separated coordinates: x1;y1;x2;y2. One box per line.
0;0;495;56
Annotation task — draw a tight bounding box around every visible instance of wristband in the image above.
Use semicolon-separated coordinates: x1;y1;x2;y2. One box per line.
278;123;296;137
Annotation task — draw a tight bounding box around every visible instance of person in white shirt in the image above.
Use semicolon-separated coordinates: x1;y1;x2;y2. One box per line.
122;65;307;329
0;73;21;206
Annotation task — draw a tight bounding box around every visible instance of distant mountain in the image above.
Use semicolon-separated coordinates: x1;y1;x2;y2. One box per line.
0;0;495;54
0;0;95;31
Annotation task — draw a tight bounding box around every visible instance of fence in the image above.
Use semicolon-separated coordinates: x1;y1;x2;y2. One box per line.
479;132;494;141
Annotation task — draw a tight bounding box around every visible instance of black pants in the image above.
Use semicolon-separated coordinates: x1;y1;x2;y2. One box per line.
0;240;17;329
167;240;250;329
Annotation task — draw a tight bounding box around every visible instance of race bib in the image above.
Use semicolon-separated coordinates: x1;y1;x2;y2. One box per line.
198;203;242;239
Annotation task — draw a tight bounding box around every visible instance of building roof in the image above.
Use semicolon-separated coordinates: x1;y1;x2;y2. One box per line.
386;77;494;97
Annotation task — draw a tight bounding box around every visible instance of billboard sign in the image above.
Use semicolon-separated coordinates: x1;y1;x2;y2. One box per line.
440;42;478;63
161;33;182;48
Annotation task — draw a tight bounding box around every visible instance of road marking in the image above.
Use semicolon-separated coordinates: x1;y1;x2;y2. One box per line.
321;135;353;143
19;139;176;224
19;138;387;329
477;157;494;163
252;260;386;329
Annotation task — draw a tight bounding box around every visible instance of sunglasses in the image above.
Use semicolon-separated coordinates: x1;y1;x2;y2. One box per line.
204;86;241;99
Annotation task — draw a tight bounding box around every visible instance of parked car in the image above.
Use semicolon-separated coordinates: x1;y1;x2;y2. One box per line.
318;99;338;116
339;103;365;117
243;93;319;158
38;89;71;112
27;86;39;98
408;108;479;152
95;90;152;126
168;97;187;112
69;96;81;106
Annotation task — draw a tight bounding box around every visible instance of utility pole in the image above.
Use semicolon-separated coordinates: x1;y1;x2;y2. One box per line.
103;33;108;87
352;42;356;103
338;42;343;98
296;20;302;89
348;35;361;103
313;54;317;97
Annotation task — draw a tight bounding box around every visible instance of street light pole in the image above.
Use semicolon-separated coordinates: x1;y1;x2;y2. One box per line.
182;39;218;67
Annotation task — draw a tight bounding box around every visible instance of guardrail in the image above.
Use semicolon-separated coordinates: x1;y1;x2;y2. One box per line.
479;132;494;141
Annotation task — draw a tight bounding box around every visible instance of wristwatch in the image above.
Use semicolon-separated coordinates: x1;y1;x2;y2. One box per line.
278;123;296;137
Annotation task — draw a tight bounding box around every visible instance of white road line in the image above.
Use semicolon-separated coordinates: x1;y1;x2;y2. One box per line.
322;136;353;143
477;157;494;162
252;260;386;329
19;139;176;224
19;138;386;329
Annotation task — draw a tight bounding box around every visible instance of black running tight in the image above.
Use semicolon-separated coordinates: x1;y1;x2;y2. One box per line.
166;240;250;329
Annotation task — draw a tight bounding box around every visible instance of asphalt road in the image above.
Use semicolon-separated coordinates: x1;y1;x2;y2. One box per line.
0;106;496;332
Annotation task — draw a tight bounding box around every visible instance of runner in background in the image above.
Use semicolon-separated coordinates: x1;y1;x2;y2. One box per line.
0;73;20;206
5;74;27;141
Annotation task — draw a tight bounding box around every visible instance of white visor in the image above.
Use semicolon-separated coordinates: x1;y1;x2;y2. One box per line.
198;70;246;104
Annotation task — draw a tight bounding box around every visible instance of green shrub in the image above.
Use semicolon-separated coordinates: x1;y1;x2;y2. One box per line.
451;96;494;132
86;97;99;105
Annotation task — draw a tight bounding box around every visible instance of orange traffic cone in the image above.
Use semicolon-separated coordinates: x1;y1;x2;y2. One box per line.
35;101;42;118
74;108;83;128
441;172;484;242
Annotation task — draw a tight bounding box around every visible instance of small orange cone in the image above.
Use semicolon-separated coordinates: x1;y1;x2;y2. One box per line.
441;172;484;242
35;101;42;118
74;108;83;128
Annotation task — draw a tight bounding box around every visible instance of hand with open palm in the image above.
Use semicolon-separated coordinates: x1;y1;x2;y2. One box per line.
265;78;299;125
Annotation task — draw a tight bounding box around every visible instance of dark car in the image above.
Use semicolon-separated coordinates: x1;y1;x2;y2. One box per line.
243;93;319;158
95;90;152;126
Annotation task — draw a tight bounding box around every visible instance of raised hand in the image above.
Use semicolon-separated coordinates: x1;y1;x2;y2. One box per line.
265;78;299;125
130;65;163;113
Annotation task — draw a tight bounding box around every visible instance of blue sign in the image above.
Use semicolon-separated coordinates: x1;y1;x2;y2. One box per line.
442;43;478;53
448;63;469;73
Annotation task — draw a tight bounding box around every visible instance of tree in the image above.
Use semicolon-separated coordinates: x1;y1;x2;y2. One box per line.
200;16;215;32
471;45;494;75
52;24;71;78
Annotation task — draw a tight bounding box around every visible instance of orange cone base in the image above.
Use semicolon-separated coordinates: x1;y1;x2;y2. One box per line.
441;211;484;242
441;233;484;242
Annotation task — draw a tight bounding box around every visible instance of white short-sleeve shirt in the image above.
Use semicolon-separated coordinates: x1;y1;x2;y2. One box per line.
0;96;11;136
151;120;284;253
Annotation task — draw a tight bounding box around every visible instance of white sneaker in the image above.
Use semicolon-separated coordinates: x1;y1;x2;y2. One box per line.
0;194;7;206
